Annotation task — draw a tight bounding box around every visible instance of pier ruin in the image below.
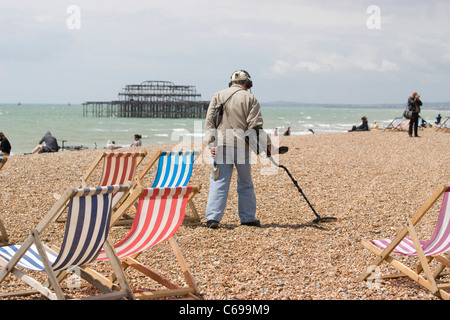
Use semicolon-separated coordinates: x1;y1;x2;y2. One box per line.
82;81;209;118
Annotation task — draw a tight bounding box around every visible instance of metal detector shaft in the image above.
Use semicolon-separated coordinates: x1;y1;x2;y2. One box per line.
278;164;336;223
245;127;336;224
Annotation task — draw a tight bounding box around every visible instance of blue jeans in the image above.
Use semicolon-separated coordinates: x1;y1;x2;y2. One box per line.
205;146;257;224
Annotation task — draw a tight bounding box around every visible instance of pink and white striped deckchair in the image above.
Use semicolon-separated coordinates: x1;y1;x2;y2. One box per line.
360;185;450;299
97;185;201;300
0;184;133;300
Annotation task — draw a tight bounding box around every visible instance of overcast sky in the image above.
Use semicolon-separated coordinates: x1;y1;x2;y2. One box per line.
0;0;449;105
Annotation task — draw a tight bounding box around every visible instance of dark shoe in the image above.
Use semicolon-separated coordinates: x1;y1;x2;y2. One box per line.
415;135;420;137
206;220;219;229
241;220;261;227
278;146;289;154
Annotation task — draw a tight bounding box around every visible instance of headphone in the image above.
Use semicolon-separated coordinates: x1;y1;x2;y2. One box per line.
228;70;253;89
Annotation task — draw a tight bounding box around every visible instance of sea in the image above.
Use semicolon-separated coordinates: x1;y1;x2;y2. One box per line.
0;103;448;155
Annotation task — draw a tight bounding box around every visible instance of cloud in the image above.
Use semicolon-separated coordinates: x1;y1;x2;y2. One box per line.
0;0;449;104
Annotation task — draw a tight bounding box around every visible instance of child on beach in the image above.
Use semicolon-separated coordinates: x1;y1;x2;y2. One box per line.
131;134;142;147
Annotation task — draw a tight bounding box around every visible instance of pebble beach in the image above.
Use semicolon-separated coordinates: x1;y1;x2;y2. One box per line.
1;127;449;300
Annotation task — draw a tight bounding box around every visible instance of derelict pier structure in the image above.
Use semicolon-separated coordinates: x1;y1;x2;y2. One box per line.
83;81;209;119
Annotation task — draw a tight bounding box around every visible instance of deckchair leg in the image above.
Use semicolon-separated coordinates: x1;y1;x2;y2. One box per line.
102;238;134;299
168;237;200;295
31;230;66;299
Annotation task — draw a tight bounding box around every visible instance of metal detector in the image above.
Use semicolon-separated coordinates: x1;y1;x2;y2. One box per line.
246;128;337;228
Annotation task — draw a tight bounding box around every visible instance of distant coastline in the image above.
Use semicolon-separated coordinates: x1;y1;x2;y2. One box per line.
261;101;450;110
2;101;450;110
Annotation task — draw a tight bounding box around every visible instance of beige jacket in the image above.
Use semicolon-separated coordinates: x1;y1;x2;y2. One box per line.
205;84;264;149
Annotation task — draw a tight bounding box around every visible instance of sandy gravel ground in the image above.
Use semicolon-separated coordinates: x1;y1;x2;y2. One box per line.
0;127;449;300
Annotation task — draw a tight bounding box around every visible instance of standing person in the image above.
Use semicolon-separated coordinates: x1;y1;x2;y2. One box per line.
0;132;11;155
283;127;291;136
407;91;422;137
204;70;270;229
131;134;142;147
31;131;60;154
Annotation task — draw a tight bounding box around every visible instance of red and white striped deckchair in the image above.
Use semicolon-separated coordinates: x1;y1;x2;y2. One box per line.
54;151;147;223
360;185;450;299
82;151;147;188
0;156;9;245
97;185;201;300
0;184;134;300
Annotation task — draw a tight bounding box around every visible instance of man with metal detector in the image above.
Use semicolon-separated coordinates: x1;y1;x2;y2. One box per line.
204;70;283;229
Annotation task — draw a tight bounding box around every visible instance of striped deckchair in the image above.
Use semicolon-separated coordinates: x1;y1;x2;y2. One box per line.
360;185;450;300
82;151;147;188
56;151;147;223
97;185;201;300
435;117;449;132
0;184;134;300
134;150;201;224
0;157;8;245
383;116;404;131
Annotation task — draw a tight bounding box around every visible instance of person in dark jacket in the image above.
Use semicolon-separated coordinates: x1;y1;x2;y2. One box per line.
0;132;12;155
408;91;422;137
31;131;60;154
350;116;369;132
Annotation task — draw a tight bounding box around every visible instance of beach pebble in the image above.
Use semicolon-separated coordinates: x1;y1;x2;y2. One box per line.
0;128;449;300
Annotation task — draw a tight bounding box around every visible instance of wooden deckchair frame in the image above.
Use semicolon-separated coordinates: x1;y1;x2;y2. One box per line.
134;150;201;225
383;116;404;131
0;156;6;171
435;117;449;132
359;185;450;299
0;157;9;245
81;151;147;188
0;184;134;300
101;185;202;300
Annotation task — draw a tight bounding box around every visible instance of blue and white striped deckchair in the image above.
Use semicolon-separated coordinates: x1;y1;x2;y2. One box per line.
0;184;134;300
0;157;8;245
135;150;201;224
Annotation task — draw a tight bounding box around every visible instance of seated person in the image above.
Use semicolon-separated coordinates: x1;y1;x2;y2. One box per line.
350;116;369;132
31;131;60;154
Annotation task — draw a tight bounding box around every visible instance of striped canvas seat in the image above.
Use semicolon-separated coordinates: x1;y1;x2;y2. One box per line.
371;188;450;256
0;184;133;300
135;151;200;224
150;151;196;188
83;151;147;187
97;186;201;300
360;185;450;300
